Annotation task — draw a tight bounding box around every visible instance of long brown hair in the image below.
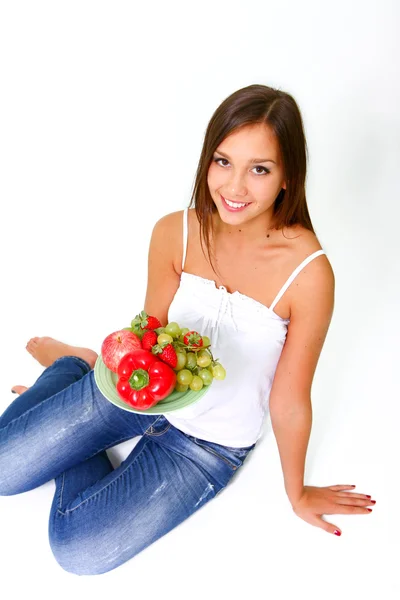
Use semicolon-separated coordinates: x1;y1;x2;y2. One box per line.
187;84;316;277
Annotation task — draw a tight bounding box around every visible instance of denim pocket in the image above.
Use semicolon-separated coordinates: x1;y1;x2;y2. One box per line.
189;437;255;471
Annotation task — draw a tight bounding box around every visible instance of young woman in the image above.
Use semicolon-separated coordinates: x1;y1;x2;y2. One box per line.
2;84;374;576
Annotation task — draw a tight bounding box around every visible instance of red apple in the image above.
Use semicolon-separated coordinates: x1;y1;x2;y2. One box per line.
101;329;142;373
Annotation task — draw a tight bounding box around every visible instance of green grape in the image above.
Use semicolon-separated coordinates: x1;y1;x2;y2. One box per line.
179;327;190;342
197;350;212;368
177;369;193;386
185;352;197;370
212;364;226;380
202;336;211;347
198;348;211;358
174;351;187;371
157;333;173;345
175;382;188;393
198;369;213;386
190;376;204;391
165;322;181;338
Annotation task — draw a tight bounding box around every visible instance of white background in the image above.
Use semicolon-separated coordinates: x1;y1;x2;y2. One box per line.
0;0;399;598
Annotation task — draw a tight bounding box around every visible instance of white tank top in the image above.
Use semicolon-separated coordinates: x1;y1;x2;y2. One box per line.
163;208;326;448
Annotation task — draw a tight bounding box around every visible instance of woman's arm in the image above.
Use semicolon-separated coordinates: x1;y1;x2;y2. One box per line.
269;254;335;506
270;401;312;506
143;212;182;328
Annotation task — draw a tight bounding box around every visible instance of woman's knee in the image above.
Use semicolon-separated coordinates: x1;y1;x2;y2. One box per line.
0;443;32;496
49;515;136;576
50;547;108;576
0;464;44;496
50;542;132;576
0;425;52;495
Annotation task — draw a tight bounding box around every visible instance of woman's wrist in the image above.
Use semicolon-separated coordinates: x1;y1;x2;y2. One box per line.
286;483;305;508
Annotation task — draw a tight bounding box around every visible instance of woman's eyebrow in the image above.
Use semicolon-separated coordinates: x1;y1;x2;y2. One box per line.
214;149;276;164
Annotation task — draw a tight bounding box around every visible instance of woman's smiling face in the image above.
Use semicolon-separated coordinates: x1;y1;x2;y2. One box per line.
207;123;286;226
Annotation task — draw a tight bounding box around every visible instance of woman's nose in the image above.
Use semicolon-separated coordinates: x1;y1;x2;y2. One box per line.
228;175;247;196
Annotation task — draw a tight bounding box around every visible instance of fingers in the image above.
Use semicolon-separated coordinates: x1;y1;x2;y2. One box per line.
333;501;374;513
336;492;371;499
334;495;375;507
328;486;376;509
317;516;342;536
327;485;356;491
323;501;374;515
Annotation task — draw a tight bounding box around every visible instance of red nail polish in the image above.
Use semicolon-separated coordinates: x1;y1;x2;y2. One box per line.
367;508;372;512
334;530;341;536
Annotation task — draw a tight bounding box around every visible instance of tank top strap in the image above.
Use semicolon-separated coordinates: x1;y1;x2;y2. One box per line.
182;207;189;271
269;249;326;312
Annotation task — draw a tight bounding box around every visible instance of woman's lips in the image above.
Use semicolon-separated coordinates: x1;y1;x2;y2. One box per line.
220;194;251;212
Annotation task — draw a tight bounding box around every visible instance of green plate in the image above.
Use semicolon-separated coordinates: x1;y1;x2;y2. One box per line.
94;354;210;414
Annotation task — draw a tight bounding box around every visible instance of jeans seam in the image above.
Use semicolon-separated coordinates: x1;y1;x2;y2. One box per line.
191;438;239;470
59;472;66;509
57;437;150;515
145;423;171;436
143;415;167;436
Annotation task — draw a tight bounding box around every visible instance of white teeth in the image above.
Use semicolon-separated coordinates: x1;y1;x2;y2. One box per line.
224;197;248;208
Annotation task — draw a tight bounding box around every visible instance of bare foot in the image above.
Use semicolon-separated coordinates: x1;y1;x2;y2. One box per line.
11;385;30;395
25;336;98;369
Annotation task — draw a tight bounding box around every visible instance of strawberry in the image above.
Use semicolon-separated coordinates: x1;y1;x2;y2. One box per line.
151;343;177;368
131;311;162;335
142;315;162;331
183;330;203;348
141;330;158;351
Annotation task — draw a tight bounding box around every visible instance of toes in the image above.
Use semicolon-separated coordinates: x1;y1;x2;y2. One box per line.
26;338;39;351
11;386;29;395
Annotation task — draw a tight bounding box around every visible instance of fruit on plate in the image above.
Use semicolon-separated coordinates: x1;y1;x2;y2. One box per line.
151;342;177;368
141;330;158;351
211;363;226;380
116;349;176;410
101;329;142;373
130;310;162;338
183;330;204;348
120;310;227;395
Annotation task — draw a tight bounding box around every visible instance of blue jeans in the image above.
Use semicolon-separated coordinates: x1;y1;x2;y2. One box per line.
0;356;256;576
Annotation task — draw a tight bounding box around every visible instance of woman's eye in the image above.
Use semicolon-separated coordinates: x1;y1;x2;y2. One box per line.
213;158;270;175
253;165;270;175
213;158;229;167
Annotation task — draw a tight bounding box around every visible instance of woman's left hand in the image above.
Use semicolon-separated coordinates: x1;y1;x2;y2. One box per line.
291;485;375;536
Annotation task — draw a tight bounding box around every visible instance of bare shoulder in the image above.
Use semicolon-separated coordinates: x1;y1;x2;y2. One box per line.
159;208;202;275
280;223;334;318
151;209;186;275
153;209;184;232
283;223;334;279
